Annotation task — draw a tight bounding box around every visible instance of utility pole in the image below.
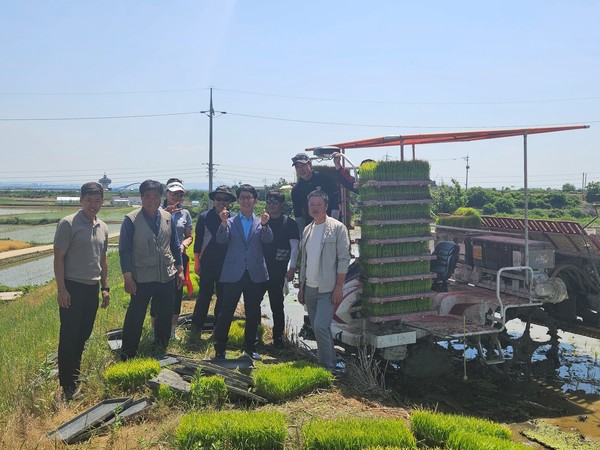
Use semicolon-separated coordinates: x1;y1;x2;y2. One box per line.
464;155;470;190
200;88;226;194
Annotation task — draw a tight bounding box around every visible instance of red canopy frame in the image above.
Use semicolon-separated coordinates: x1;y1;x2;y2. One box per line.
307;125;589;160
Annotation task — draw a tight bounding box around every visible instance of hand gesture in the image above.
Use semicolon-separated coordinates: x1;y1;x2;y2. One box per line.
332;152;342;169
260;210;270;226
165;204;181;214
219;207;229;226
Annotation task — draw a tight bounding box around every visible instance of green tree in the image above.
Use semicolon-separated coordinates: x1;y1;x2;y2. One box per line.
562;183;577;192
545;191;568;209
494;197;515;214
585;181;600;203
432;179;466;214
466;187;498;208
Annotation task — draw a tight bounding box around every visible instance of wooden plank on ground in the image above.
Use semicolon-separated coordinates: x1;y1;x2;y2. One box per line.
178;356;254;386
147;368;190;393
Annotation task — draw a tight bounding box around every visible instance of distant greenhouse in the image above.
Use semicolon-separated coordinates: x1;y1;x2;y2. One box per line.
56;197;80;205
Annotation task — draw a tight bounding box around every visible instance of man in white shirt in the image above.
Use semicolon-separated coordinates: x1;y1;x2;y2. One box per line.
298;190;350;370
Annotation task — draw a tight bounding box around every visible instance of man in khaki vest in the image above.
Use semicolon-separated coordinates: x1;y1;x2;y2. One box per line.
119;179;184;360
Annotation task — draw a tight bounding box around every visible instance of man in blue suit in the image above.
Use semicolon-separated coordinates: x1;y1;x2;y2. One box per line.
213;184;273;360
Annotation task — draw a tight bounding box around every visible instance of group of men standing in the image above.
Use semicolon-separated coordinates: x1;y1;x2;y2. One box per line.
53;151;351;400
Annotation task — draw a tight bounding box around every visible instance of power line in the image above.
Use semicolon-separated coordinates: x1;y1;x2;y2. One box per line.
2;85;599;105
0;88;209;96
0;111;202;121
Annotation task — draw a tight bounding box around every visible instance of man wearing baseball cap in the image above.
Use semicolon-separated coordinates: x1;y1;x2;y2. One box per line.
291;152;340;232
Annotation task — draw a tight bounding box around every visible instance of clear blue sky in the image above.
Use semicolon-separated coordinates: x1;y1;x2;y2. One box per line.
1;1;598;190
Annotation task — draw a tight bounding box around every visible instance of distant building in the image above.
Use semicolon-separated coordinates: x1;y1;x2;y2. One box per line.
111;198;131;206
128;196;142;206
56;196;80;205
98;173;112;190
191;200;200;206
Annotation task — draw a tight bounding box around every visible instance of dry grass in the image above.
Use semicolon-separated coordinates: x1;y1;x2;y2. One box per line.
0;239;31;252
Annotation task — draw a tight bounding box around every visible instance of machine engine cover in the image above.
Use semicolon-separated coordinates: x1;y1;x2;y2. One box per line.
467;235;555;270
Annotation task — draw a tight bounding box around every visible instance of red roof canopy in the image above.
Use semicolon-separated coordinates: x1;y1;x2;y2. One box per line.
307;125;588;152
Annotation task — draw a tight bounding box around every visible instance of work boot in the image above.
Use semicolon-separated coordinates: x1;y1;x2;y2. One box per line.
63;385;83;401
273;337;285;349
190;323;202;339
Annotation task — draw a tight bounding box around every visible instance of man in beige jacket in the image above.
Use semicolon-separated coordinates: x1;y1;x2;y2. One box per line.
298;189;350;370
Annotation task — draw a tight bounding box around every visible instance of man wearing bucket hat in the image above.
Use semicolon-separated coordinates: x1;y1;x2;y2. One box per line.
291;152;340;232
190;185;236;337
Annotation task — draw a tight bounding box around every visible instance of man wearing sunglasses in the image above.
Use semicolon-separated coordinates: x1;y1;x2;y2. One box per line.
260;190;300;348
190;185;236;338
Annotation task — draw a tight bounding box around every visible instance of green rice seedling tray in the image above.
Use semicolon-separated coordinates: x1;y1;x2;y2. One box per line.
361;180;432;187
361;218;435;226
47;397;133;444
359;185;432;201
363;292;432;304
360;241;430;258
362;279;433;298
363;296;432;318
363;255;435;265
361;259;432;278
360;198;434;207
363;272;435;284
361;203;432;221
359;159;431;182
361;223;432;240
364;235;433;245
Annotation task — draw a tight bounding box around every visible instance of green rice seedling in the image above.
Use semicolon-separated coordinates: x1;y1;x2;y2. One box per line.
302;416;417;450
176;410;287;450
362;279;432;298
362;297;432;316
453;207;481;218
103;357;160;391
155;384;175;403
410;410;511;448
359;160;430;183
228;320;265;348
361;204;431;221
436;207;481;229
189;374;228;408
359;185;431;202
447;430;530;450
360;241;430;258
363;447;415;450
361;260;431;278
361;223;431;240
253;361;333;402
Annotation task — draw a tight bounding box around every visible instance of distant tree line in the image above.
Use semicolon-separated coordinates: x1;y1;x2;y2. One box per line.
431;179;600;220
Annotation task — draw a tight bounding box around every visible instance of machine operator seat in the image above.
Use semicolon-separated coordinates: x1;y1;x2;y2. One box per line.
430;241;460;292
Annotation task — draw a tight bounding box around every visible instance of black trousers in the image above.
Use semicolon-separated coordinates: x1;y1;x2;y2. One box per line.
150;253;189;317
58;280;99;388
191;267;223;330
261;265;287;340
213;270;263;354
121;280;175;360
